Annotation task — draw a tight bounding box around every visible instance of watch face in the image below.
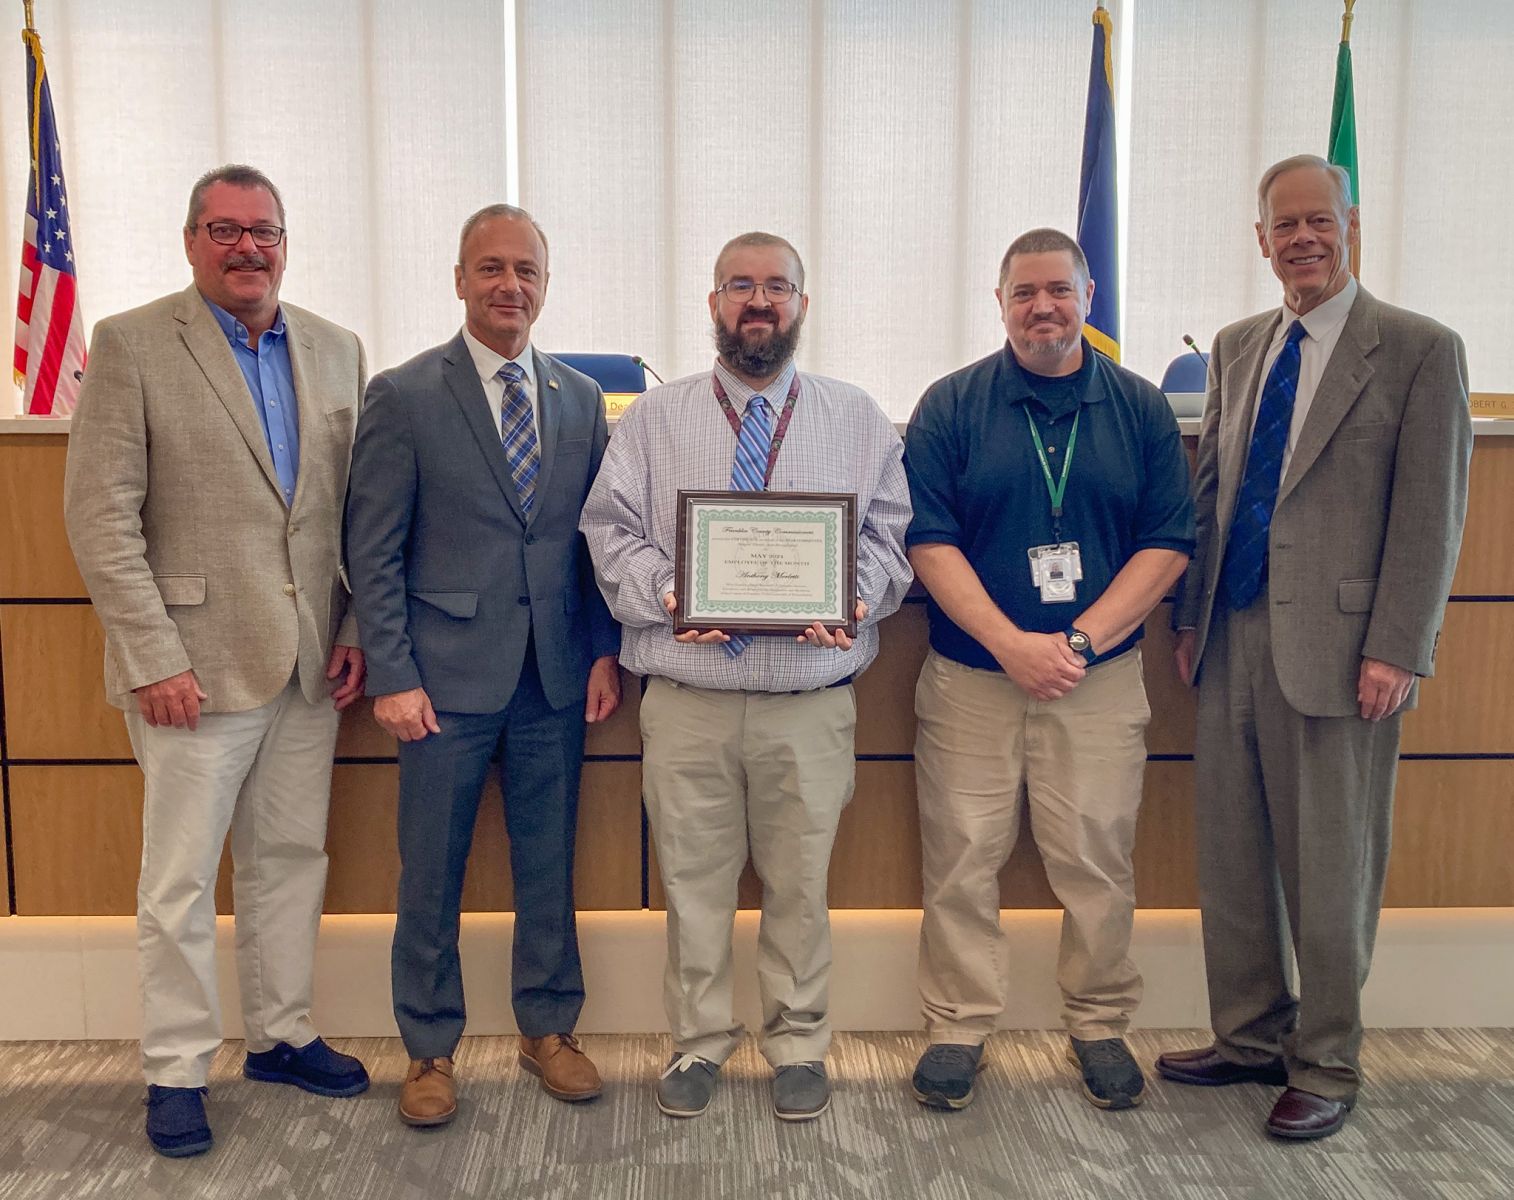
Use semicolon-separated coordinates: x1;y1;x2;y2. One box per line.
1068;632;1090;652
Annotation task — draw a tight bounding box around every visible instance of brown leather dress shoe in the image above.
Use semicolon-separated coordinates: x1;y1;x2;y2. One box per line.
1266;1087;1353;1140
519;1034;602;1102
399;1057;457;1127
1156;1045;1289;1087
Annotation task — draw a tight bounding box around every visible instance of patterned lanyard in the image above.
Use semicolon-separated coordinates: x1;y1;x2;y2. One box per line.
712;369;801;488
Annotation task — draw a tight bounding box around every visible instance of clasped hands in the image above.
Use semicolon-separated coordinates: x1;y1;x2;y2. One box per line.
662;592;867;650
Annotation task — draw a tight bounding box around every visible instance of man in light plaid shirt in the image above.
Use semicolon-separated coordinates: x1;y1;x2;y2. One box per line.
581;232;912;1123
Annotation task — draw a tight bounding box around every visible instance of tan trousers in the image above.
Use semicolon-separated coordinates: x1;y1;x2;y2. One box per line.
915;648;1150;1043
1194;597;1401;1102
126;678;340;1087
640;676;856;1067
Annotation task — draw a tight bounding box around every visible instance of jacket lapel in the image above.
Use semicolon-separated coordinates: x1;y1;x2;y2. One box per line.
528;349;565;526
1215;311;1281;539
442;335;528;525
174;286;284;501
284;309;319;515
1276;289;1378;505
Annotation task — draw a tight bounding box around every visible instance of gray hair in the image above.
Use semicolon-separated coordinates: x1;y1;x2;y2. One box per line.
457;203;550;267
185;164;286;231
1257;154;1354;222
998;228;1090;291
713;231;806;290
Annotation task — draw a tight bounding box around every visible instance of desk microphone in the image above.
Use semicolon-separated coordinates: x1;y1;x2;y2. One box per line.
1181;334;1207;365
632;355;664;384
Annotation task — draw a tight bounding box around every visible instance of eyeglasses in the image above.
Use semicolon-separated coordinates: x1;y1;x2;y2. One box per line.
194;221;286;248
717;278;801;303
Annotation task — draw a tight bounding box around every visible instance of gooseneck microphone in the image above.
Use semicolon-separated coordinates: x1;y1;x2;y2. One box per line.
1181;334;1207;365
632;355;664;384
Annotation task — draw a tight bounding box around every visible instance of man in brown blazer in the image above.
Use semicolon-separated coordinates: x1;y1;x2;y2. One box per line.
64;164;370;1158
1157;154;1473;1140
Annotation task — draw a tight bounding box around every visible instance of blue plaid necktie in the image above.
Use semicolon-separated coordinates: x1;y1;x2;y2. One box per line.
723;394;773;657
498;361;540;515
1218;319;1307;610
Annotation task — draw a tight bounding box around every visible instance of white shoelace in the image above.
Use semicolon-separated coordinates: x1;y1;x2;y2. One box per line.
660;1053;712;1080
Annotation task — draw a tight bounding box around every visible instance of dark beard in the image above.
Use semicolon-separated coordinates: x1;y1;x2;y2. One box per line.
714;313;803;378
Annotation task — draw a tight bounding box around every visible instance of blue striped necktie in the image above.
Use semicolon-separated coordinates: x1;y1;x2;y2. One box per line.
723;394;773;657
498;361;540;515
1218;319;1307;610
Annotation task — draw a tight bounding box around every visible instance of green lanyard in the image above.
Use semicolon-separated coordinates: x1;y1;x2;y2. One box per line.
1025;408;1080;542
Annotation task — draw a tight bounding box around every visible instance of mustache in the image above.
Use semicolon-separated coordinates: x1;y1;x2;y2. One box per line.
224;253;270;272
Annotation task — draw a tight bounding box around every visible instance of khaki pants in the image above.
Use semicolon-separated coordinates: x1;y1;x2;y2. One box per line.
640;677;856;1067
1195;597;1401;1102
126;678;340;1087
914;648;1150;1043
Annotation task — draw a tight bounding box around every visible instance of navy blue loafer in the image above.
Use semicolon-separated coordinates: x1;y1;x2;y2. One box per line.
244;1037;370;1098
144;1085;213;1158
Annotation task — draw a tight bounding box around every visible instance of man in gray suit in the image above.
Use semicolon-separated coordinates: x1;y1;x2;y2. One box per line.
345;204;621;1127
64;164;370;1158
1157;154;1473;1140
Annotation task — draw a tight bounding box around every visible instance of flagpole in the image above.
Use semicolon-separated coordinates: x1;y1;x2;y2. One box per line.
23;1;35;34
1341;0;1355;44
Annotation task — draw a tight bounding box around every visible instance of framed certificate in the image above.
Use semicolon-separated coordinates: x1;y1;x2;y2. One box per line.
673;490;858;636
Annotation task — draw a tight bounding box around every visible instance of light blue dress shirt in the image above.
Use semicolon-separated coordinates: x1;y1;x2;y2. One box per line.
205;298;300;505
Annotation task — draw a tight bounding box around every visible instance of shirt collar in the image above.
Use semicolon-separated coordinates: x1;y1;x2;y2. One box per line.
202;295;285;349
998;338;1108;410
713;357;796;414
1286;274;1358;342
462;326;535;388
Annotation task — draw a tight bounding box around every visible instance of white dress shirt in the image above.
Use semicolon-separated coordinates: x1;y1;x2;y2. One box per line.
461;325;540;436
1249;274;1358;480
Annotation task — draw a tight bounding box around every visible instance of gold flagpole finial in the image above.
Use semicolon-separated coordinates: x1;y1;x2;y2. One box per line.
23;0;36;34
1341;0;1356;44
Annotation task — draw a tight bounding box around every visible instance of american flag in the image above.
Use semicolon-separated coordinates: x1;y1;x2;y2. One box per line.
13;27;85;416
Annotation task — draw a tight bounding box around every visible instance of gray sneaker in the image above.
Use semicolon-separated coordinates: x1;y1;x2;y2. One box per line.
656;1053;719;1118
912;1043;985;1110
1067;1037;1146;1110
772;1061;830;1121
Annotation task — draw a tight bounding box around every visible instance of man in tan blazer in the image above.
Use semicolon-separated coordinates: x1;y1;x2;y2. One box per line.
1157;155;1472;1140
64;164;370;1158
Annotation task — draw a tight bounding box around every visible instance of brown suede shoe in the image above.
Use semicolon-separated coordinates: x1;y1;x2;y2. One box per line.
398;1057;457;1127
518;1034;602;1102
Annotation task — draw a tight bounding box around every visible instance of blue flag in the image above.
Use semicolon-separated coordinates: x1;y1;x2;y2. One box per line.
1077;5;1119;362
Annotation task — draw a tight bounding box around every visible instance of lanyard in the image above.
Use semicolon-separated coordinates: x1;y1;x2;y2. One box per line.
1025;407;1080;542
712;369;801;487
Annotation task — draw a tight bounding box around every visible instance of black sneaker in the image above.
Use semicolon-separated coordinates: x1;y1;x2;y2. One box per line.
1067;1037;1145;1110
244;1037;370;1097
911;1043;985;1110
144;1085;213;1158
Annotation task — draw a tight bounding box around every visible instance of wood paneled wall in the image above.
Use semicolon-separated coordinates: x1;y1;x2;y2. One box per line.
2;434;1511;916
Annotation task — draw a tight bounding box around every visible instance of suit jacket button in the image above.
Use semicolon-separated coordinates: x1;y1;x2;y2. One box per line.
517;595;530;606
283;583;296;597
525;533;536;545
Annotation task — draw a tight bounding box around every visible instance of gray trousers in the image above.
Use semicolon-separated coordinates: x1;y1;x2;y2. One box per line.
391;648;587;1057
1194;594;1402;1101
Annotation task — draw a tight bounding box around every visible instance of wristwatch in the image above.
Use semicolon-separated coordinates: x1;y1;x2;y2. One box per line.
1064;627;1097;665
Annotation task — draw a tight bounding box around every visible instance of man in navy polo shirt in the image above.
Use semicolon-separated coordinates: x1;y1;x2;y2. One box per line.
903;227;1193;1112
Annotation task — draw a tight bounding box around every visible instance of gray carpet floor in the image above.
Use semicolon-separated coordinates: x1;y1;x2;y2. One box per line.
1;1030;1511;1200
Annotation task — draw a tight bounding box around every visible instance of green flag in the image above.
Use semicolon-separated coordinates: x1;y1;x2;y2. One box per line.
1328;40;1358;203
1328;32;1359;274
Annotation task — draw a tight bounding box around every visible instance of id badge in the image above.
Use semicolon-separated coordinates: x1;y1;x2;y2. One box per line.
1028;542;1083;604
